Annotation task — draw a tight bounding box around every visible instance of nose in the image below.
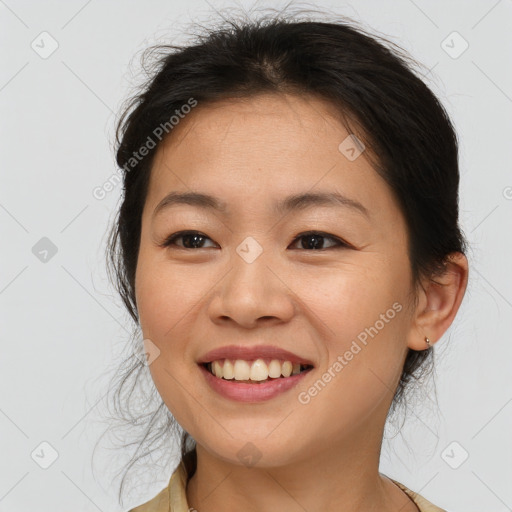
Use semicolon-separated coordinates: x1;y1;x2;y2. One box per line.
207;246;295;329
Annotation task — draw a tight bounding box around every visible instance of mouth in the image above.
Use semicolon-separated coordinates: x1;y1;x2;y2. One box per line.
200;359;314;384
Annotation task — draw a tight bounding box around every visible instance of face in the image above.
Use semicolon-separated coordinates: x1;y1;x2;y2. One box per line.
135;93;416;467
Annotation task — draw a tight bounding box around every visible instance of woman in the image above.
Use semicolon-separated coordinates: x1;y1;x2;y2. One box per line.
106;10;468;512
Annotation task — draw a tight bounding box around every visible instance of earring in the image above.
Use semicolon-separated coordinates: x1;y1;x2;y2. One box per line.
425;337;431;349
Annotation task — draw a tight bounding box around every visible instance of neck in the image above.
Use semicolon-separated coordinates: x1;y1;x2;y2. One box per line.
185;419;417;512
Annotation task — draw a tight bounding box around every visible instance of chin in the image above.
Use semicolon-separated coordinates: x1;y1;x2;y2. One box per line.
196;432;309;469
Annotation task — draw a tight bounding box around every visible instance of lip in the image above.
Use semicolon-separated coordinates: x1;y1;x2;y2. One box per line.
198;363;313;402
197;344;315;366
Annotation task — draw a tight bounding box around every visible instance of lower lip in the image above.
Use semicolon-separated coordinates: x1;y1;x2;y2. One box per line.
198;364;312;402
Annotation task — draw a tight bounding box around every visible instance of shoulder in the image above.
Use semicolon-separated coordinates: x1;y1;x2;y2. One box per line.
127;483;170;512
391;479;448;512
127;462;189;512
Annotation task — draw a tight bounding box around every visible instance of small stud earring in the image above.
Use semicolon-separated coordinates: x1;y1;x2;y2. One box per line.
425;337;431;349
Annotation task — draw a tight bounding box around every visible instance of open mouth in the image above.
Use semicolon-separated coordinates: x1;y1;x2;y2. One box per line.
201;359;314;384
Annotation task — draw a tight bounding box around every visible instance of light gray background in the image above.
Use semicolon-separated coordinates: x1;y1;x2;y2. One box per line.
1;0;511;511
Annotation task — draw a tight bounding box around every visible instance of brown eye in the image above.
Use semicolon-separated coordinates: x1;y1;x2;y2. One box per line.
161;230;349;251
289;231;348;250
162;231;217;249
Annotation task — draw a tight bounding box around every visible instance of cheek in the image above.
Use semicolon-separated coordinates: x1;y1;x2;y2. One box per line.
134;256;201;387
292;259;407;344
291;261;410;417
135;254;211;338
135;256;211;427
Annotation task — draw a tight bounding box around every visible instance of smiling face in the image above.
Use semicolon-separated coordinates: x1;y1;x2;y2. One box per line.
134;93;417;467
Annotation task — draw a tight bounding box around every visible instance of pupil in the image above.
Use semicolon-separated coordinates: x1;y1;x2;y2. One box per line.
183;234;204;248
303;234;323;249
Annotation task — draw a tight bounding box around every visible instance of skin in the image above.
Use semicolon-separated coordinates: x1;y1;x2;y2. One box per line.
134;93;468;512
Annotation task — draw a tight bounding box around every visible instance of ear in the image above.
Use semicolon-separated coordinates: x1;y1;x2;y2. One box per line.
407;252;469;350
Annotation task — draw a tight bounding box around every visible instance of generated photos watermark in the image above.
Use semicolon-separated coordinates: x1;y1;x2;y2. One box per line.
298;301;403;405
92;97;198;200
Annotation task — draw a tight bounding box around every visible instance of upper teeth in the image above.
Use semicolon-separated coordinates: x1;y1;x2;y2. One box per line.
208;359;305;381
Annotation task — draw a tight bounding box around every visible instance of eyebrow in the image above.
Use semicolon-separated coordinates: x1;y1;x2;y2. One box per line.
152;191;370;219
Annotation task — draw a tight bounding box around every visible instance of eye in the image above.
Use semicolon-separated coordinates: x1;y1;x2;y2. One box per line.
161;230;350;250
288;231;349;250
161;230;217;249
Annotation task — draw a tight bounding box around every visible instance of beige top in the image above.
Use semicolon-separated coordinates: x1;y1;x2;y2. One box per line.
128;462;447;512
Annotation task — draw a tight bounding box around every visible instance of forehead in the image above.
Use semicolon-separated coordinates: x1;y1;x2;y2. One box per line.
145;93;391;217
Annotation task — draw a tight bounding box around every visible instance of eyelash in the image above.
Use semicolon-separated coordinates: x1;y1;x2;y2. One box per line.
160;230;350;251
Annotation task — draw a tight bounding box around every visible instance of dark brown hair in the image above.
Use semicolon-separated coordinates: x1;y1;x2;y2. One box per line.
100;7;466;506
